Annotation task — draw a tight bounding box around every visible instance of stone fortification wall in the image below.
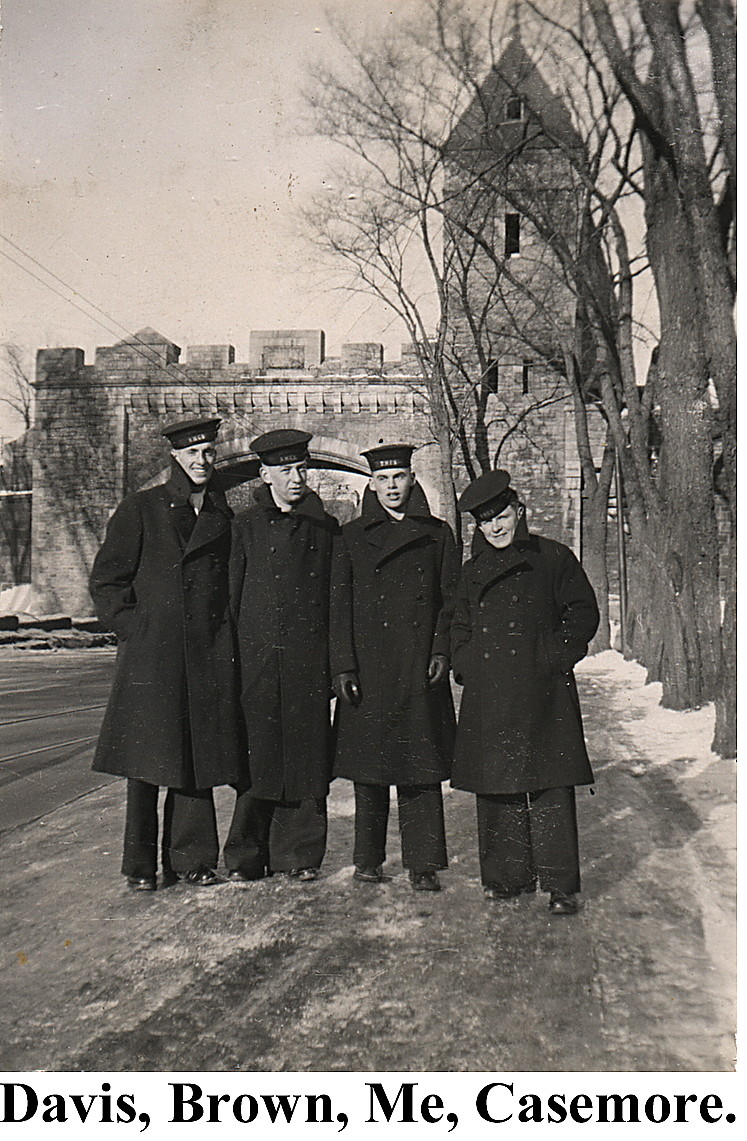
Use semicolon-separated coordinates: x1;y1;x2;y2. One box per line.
30;330;444;614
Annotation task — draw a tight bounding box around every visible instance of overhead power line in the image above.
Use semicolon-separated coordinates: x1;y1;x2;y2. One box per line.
0;233;252;411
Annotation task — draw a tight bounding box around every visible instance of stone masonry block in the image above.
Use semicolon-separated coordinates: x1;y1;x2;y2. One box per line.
324;389;343;413
36;347;85;384
341;343;383;371
186;345;236;369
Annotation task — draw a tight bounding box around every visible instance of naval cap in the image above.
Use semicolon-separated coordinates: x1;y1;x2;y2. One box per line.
251;428;312;465
457;469;517;521
362;443;415;472
162;417;221;449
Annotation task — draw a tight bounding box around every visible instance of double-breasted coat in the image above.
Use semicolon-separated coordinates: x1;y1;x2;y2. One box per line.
90;463;244;790
333;484;458;786
450;530;599;796
230;484;355;802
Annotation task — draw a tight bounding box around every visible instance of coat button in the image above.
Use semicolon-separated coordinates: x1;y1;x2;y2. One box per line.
270;546;276;553
413;621;420;628
274;573;281;580
483;651;490;659
512;595;519;603
310;571;317;578
508;621;516;629
482;626;488;633
509;648;517;656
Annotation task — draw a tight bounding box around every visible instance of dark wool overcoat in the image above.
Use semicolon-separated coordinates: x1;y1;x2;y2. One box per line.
450;530;599;795
333;484;458;786
90;463;244;790
230;484;355;802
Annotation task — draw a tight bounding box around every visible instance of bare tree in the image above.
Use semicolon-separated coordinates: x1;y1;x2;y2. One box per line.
0;344;34;432
584;0;735;755
303;8;603;571
302;0;734;744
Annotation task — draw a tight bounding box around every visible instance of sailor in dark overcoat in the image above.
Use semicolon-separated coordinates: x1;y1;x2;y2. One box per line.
90;417;244;891
223;429;355;882
451;470;599;915
332;444;459;892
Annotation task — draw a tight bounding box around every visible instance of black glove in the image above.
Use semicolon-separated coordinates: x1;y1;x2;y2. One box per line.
332;671;361;707
427;653;448;687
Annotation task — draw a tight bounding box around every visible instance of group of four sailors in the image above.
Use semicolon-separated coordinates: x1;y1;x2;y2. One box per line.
90;417;598;915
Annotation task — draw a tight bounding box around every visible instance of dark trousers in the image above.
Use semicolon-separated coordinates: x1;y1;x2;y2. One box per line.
353;782;448;874
476;786;580;895
224;791;328;874
121;779;219;878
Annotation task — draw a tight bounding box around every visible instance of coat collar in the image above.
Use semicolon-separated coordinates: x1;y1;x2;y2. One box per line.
164;460;232;558
360;484;437;564
468;530;541;592
360;481;434;528
253;481;328;522
165;460;232;516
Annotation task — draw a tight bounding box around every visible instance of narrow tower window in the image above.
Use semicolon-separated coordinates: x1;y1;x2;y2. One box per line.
505;95;524;121
522;360;532;394
481;359;499;393
505;213;520;257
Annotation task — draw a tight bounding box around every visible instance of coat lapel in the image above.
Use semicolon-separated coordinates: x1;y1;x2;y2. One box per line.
161;462;232;560
182;483;232;559
361;483;435;566
470;533;535;598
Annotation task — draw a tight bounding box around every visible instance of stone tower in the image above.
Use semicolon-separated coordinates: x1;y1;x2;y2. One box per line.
444;32;596;543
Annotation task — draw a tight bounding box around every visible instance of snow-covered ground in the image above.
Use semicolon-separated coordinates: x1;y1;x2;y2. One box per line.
577;649;722;775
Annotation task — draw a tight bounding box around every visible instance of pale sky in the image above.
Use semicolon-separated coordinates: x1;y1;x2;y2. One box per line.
0;0;439;438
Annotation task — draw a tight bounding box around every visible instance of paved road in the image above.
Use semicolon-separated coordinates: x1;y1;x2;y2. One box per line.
0;649;115;832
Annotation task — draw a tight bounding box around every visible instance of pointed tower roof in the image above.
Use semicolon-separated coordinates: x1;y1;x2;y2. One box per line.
446;34;582;162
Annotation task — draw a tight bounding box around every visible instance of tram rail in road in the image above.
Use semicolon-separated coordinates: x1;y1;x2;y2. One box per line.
0;650;116;832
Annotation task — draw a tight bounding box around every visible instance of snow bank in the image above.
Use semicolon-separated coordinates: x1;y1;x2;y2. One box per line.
578;649;719;774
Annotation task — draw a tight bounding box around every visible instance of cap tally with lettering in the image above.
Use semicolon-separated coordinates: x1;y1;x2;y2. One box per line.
162;417;221;449
251;429;312;465
457;469;516;521
362;444;415;472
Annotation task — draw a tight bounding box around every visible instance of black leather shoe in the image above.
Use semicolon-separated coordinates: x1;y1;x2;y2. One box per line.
225;868;266;882
549;892;579;915
409;870;441;892
287;867;319;882
125;876;157;892
353;865;390;883
179;868;223;887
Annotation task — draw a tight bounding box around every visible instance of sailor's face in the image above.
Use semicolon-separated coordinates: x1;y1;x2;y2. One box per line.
172;442;216;485
479;504;522;548
261;461;308;506
370;467;414;512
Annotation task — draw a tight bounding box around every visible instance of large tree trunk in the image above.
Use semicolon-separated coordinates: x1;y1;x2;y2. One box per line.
629;127;722;708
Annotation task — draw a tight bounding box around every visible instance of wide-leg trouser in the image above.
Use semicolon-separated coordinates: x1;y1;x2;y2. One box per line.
121;779;219;878
476;786;580;895
353;782;448;874
224;792;328;874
